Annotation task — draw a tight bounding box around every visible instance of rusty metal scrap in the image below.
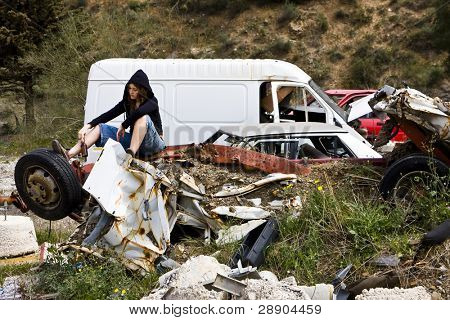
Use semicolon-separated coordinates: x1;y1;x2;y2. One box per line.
0;192;28;213
200;144;311;176
157;143;311;176
371;87;450;165
83;140;174;271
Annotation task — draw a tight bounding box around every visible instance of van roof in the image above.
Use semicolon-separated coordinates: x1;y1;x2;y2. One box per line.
88;59;311;82
219;122;348;137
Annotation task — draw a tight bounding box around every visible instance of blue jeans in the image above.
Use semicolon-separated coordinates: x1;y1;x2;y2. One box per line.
95;115;165;157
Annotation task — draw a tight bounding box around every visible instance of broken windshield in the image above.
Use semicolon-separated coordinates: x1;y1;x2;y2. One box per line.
309;80;348;122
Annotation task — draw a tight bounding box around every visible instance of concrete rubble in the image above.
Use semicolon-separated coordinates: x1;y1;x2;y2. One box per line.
355;286;431;300
238;279;310;300
143;255;314;300
0;216;39;258
0;276;22;300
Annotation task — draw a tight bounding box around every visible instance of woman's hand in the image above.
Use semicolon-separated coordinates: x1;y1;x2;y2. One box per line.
78;124;92;143
116;125;125;142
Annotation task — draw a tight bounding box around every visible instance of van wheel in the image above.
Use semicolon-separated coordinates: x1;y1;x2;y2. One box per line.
14;148;83;221
379;154;449;206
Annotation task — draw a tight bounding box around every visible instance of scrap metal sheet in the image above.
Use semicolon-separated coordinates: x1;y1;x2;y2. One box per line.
83;139;173;271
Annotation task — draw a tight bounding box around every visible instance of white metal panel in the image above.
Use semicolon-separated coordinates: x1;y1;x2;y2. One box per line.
174;83;247;123
88;59;311;83
336;133;382;158
219;122;348;137
161;81;258;146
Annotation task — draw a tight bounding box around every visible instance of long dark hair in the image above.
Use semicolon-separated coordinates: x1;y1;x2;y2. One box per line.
127;83;148;110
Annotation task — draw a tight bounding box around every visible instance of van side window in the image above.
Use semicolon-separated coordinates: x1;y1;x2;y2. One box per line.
276;86;327;123
260;82;274;123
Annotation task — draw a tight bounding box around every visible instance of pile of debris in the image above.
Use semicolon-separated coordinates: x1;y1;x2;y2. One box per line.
69;140;298;272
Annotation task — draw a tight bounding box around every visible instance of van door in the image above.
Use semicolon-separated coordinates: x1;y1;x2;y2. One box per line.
270;82;333;124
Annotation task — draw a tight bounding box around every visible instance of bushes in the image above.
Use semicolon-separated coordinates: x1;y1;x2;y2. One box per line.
316;13;328;33
401;63;446;89
334;6;371;27
346;37;394;88
269;38;292;55
278;2;298;25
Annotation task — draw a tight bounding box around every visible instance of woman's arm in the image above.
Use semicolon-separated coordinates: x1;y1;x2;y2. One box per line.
88;100;125;128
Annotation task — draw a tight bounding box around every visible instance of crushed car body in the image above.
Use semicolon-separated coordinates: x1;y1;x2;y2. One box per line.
369;85;449;165
204;122;383;162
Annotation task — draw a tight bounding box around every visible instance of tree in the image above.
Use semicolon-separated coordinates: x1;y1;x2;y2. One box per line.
0;0;62;127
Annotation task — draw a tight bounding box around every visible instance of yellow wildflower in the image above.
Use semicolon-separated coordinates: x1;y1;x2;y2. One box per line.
317;186;323;191
114;288;119;293
121;289;127;295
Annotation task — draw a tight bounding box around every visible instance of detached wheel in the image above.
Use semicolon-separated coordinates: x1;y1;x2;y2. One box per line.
379;154;449;205
14;148;82;221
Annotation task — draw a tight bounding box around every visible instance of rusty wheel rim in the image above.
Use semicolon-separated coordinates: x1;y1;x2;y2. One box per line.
24;166;61;210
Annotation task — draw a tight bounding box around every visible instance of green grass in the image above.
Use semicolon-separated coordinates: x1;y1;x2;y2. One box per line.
35;227;73;245
27;249;158;299
0;264;36;285
263;171;449;285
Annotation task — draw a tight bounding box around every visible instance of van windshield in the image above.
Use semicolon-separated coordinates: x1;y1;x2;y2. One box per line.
309;80;348;122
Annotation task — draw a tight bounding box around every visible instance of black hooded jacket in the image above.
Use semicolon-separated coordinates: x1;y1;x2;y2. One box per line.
88;69;163;135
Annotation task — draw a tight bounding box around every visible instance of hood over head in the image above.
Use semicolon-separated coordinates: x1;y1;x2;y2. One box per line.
123;69;155;101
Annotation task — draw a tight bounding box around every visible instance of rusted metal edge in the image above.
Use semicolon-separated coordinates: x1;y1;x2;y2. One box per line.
0;192;28;213
395;117;450;166
155;143;310;176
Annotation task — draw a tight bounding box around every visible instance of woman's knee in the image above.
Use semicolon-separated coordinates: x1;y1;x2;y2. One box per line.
135;115;148;128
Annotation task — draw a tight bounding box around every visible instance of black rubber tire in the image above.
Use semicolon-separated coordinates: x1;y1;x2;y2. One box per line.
14;148;83;221
379;154;449;200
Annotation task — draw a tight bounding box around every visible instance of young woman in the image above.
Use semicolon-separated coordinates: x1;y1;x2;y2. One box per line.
52;69;165;160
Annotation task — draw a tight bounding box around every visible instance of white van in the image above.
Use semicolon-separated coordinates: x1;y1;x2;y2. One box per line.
85;59;368;154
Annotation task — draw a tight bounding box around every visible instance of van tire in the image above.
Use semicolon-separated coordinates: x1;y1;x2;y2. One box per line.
14;148;83;221
379;154;449;200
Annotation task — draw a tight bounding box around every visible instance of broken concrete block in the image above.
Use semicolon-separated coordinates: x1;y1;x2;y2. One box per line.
299;284;334;300
355;286;431;300
0;216;38;258
238;279;310;300
259;271;279;283
0;276;22;300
